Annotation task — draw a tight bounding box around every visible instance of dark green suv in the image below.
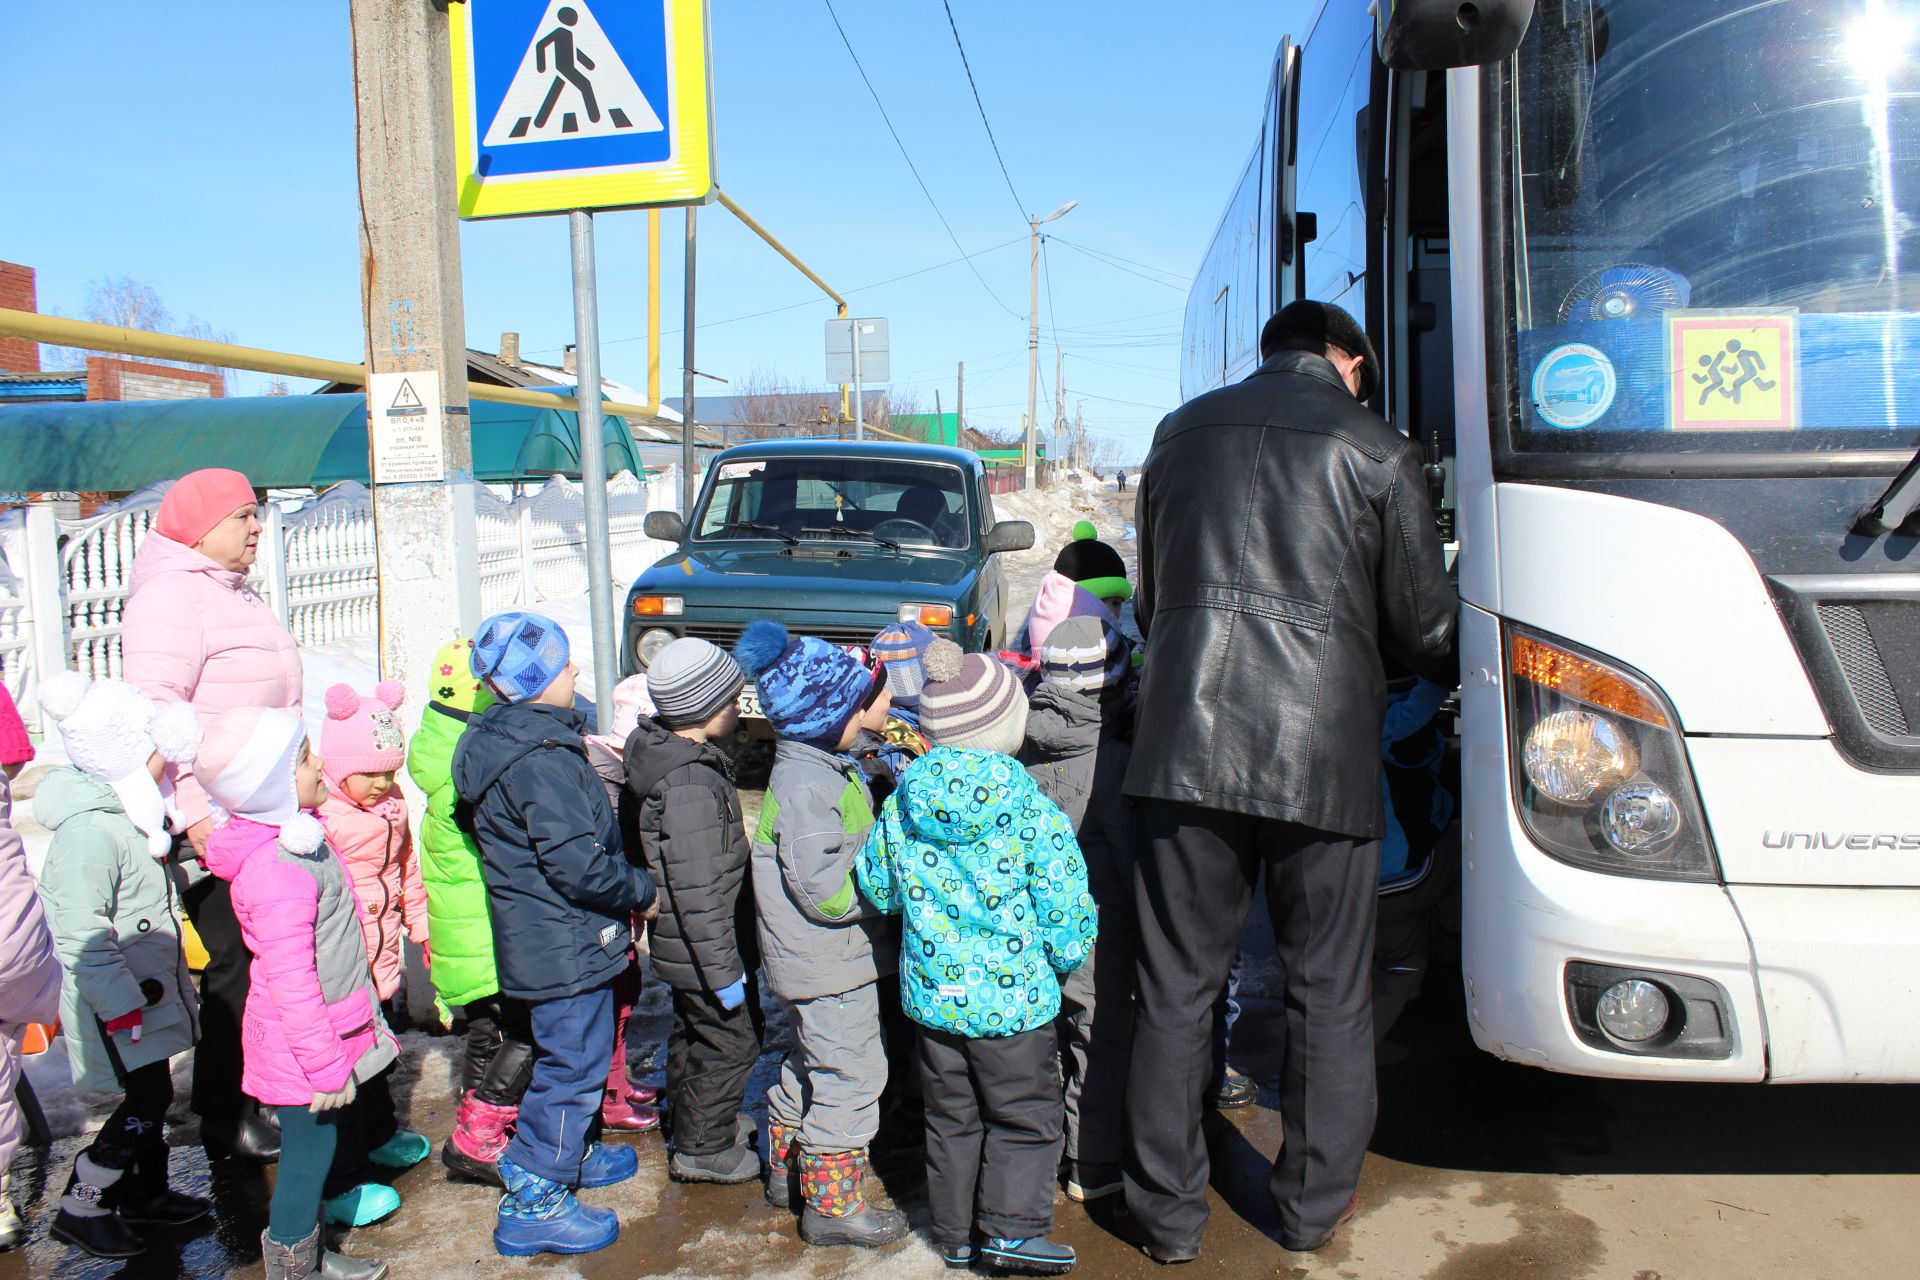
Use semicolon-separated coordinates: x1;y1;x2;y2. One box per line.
623;440;1035;716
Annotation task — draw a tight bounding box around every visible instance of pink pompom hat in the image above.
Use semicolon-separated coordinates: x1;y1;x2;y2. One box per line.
320;681;406;785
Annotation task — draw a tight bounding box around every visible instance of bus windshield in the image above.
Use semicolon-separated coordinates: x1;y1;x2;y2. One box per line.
1506;0;1920;456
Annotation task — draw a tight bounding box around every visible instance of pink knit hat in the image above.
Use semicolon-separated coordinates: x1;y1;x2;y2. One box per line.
197;706;308;826
155;468;257;547
0;685;33;766
320;681;406;785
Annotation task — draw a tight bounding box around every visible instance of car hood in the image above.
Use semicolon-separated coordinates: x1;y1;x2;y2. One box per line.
634;543;974;608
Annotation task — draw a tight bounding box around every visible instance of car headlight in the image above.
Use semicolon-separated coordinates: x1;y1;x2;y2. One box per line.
636;627;676;669
1507;627;1718;881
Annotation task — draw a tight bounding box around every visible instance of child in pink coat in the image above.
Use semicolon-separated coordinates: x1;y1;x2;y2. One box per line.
317;682;428;1010
198;707;400;1279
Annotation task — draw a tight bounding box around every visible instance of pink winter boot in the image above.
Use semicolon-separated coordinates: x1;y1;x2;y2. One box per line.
601;1089;662;1133
442;1090;518;1187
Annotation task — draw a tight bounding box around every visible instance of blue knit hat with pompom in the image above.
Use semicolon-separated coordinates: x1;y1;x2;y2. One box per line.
735;620;875;749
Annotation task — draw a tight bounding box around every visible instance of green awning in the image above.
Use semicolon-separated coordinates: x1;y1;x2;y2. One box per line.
0;394;645;491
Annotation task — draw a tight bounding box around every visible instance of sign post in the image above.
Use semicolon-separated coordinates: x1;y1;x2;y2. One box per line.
826;318;890;441
451;0;716;715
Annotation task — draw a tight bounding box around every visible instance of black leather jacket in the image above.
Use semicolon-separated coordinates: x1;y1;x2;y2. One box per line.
1123;351;1457;838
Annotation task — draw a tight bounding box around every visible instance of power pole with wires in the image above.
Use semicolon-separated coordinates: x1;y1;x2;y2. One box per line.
956;361;965;434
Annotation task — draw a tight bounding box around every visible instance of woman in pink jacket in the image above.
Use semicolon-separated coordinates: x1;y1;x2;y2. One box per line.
121;467;301;1162
198;706;394;1280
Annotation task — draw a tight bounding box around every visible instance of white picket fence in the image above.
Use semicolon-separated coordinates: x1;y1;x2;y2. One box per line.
0;470;681;730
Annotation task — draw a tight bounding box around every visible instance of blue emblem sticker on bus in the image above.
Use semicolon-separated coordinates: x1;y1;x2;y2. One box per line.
1532;343;1618;430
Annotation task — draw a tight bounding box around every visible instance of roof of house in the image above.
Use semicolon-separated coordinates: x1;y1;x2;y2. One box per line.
0;394;650;491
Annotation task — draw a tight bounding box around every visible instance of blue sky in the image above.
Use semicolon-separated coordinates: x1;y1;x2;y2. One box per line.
1;1;1313;458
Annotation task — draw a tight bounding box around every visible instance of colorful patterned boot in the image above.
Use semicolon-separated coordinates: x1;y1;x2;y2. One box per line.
796;1148;907;1248
765;1121;801;1210
442;1091;516;1187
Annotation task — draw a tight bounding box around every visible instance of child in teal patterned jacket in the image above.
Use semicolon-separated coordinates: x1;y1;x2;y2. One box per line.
858;640;1095;1275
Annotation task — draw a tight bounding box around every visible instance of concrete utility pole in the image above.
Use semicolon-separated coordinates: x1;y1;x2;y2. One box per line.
349;0;480;682
1026;200;1075;489
1055;347;1065;455
351;0;478;1031
956;361;965;434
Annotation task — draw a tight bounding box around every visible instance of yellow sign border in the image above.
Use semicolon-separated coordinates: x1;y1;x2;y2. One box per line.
450;0;715;220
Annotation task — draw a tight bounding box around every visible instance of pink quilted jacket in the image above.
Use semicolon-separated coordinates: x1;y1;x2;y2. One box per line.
204;816;398;1106
318;792;427;1001
0;773;61;1031
121;534;302;830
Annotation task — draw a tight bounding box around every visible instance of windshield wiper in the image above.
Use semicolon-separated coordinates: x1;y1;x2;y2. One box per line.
1851;449;1920;537
801;524;900;551
715;520;798;546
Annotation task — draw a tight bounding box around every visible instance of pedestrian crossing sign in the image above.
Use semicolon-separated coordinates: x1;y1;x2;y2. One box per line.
450;0;714;219
1666;310;1799;432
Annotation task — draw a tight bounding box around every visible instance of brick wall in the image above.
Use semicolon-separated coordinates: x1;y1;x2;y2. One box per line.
0;261;37;373
85;356;224;401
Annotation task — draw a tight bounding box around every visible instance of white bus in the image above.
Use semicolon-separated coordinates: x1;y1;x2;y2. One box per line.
1183;0;1920;1082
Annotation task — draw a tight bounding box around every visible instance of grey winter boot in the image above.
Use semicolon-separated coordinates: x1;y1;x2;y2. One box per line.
319;1239;391;1280
50;1147;145;1259
261;1227;321;1280
796;1148;908;1248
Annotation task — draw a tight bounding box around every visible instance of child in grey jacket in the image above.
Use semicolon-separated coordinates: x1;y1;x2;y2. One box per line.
1019;615;1139;1205
33;673;208;1260
733;621;904;1250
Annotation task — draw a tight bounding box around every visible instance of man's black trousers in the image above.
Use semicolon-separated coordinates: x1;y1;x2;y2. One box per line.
920;1023;1062;1247
666;978;765;1157
1122;800;1378;1251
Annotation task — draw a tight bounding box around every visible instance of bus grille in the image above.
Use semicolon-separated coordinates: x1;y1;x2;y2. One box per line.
1816;604;1910;737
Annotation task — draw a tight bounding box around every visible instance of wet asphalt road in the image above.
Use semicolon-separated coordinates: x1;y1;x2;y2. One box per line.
8;484;1920;1277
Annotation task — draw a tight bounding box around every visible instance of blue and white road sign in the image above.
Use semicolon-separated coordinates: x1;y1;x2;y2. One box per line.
450;0;714;219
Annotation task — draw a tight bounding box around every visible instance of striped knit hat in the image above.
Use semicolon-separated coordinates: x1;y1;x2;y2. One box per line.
869;621;939;708
918;639;1029;756
1037;615;1134;697
648;638;745;730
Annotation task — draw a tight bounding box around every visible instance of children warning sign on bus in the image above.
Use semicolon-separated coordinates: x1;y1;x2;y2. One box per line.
1667;311;1800;431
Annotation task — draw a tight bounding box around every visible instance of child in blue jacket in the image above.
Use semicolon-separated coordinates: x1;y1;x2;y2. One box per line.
858;639;1096;1276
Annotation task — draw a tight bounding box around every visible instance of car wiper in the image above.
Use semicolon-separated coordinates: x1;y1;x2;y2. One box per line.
1851;447;1920;537
716;520;798;545
802;524;900;551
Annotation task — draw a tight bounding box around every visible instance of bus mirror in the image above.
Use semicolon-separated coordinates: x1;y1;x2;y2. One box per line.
1376;0;1537;70
644;510;686;543
1286;211;1319;263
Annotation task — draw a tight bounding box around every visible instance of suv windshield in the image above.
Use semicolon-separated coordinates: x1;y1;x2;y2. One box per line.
694;455;970;549
1505;0;1920;456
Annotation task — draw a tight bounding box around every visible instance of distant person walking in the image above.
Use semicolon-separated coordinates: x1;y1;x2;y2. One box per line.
121;468;301;1165
1117;302;1456;1260
1114;470;1127;493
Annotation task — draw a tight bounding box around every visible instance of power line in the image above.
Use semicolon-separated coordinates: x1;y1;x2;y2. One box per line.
1048;237;1190;292
525;235;1027;355
939;0;1025;221
1048;236;1191;285
819;0;1021;318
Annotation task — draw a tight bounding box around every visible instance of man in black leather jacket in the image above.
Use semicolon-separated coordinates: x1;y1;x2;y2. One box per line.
1117;301;1456;1260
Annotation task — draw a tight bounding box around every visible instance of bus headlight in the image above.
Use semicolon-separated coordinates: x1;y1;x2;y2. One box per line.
1506;627;1719;881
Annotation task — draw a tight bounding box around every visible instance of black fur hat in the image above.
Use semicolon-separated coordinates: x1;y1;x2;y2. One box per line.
1260;300;1380;402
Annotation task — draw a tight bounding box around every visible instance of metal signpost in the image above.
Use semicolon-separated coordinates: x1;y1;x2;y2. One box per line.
826;317;889;441
451;0;715;715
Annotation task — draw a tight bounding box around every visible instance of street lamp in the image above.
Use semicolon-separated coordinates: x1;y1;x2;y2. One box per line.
1027;199;1077;489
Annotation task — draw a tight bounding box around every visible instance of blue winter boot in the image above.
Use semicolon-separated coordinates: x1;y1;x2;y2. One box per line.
492;1157;619;1258
577;1142;638;1189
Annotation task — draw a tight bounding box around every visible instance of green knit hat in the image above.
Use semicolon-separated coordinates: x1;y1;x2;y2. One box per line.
1053;523;1132;603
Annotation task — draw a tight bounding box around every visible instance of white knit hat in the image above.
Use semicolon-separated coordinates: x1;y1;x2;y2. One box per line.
38;672;201;858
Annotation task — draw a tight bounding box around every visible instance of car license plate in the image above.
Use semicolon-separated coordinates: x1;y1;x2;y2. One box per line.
737;685;764;719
